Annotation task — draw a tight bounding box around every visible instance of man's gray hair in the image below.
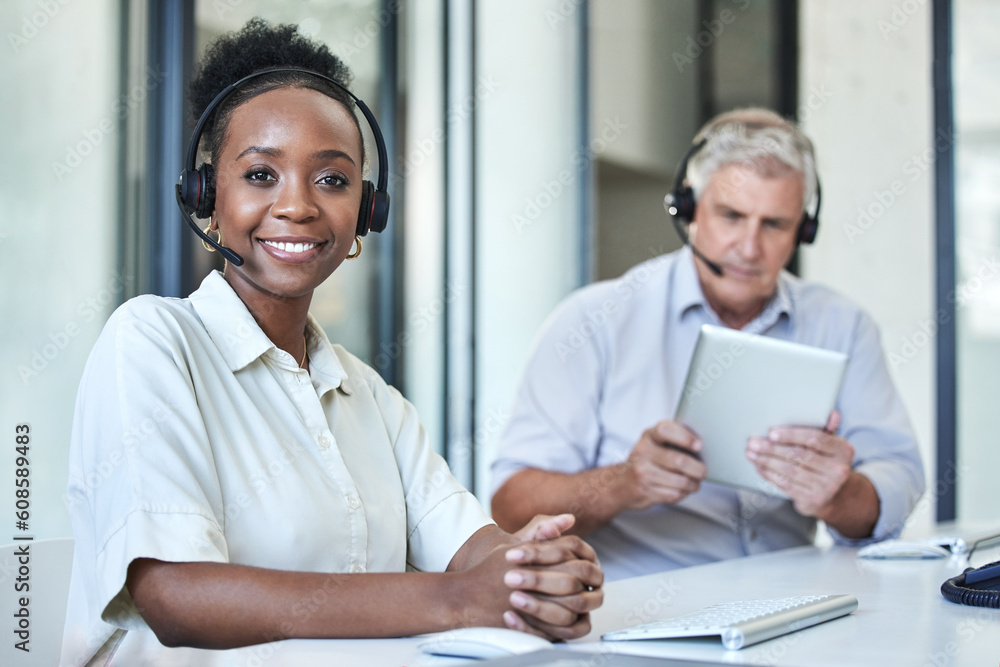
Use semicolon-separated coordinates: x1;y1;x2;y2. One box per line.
686;108;818;215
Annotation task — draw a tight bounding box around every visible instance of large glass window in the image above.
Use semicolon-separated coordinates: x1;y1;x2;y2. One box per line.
953;0;1000;524
0;0;122;539
590;0;797;281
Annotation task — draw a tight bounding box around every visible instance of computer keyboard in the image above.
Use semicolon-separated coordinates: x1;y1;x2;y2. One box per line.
602;594;858;650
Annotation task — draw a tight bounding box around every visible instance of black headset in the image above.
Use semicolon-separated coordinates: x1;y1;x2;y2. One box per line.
664;136;822;245
175;67;390;266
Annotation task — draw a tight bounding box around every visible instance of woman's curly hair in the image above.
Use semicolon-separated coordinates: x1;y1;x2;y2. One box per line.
189;17;360;167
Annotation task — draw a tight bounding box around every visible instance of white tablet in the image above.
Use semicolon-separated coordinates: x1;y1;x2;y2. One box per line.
674;324;848;497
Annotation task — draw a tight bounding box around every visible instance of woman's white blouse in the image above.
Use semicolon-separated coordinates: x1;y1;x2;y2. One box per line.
60;271;492;665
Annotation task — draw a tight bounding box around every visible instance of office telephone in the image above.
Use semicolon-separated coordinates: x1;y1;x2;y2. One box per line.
941;559;1000;608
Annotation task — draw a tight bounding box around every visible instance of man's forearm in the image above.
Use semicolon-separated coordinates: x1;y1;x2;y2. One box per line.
815;471;880;539
491;466;635;538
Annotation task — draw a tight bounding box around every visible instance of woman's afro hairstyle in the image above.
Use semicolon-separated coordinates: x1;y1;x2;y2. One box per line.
189;17;358;164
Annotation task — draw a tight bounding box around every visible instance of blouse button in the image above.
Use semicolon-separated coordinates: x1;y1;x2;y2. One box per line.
317;435;331;448
350;564;366;573
346;495;361;510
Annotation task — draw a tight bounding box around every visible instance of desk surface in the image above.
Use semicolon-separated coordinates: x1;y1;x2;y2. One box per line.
108;544;999;666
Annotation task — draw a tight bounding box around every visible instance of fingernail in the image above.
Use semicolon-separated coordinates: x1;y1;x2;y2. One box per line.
506;548;525;561
503;611;519;627
768;430;779;441
510;592;530;608
505;571;525;586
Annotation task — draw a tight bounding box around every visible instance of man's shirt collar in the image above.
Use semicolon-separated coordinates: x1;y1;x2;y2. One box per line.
671;245;794;333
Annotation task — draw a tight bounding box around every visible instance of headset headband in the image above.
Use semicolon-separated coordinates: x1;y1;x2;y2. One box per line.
176;67;390;265
665;128;821;245
184;67;388;194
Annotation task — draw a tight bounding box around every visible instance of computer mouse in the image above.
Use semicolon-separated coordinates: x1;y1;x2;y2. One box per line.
857;539;951;559
416;626;552;659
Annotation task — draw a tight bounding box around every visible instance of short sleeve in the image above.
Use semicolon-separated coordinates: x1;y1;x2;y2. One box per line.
490;290;608;498
362;366;493;572
69;301;229;628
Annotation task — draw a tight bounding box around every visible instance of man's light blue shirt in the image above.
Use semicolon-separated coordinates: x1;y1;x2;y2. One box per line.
491;247;925;581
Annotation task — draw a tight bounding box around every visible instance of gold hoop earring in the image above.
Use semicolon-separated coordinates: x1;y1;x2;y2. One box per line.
346;235;363;260
201;224;221;253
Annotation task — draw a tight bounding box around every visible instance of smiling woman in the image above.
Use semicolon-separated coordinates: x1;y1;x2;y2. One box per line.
60;17;603;665
212;85;365;348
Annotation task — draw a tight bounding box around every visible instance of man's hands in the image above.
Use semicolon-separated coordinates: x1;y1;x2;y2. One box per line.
622;412;865;530
512;513;577;542
490;423;705;539
746;411;858;515
623;420;707;510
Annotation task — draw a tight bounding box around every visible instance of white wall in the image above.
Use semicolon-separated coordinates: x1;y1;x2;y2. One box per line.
799;0;936;534
474;0;585;499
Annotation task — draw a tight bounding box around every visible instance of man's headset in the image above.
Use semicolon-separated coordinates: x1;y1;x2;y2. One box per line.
664;136;822;249
175;67;390;266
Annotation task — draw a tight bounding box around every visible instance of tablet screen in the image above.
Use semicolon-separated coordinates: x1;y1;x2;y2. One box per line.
674;325;848;497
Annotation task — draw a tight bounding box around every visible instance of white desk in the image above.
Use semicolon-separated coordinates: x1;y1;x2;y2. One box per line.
104;544;999;666
582;544;999;665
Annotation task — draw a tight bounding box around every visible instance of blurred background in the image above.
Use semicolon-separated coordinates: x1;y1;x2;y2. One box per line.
1;0;997;542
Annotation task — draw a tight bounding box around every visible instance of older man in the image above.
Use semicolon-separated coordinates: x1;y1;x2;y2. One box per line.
490;108;925;581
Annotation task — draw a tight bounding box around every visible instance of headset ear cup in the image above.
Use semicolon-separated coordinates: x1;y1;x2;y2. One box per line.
356;180;375;237
368;190;390;234
195;164;215;219
798;213;819;244
673;185;697;222
178;168;201;215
